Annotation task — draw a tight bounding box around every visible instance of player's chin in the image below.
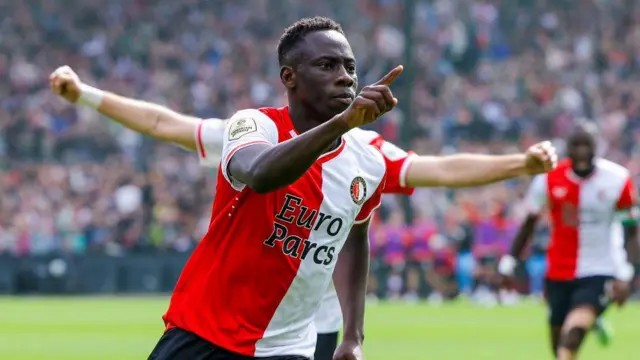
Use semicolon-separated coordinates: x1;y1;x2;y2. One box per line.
327;98;352;112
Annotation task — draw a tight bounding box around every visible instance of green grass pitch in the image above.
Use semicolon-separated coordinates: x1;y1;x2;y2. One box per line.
1;296;638;359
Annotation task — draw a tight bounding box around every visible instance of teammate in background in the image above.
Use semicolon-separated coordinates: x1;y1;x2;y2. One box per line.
498;125;640;360
49;20;558;360
54;17;401;360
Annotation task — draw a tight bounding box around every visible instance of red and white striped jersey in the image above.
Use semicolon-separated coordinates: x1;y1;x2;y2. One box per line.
525;158;636;281
314;128;416;333
163;107;386;358
349;128;416;195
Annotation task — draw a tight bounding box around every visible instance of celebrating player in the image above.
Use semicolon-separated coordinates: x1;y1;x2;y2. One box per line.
50;62;558;359
54;17;399;360
498;124;640;360
50;16;558;360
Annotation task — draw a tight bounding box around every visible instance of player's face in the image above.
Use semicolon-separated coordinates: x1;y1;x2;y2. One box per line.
294;30;358;119
567;133;595;173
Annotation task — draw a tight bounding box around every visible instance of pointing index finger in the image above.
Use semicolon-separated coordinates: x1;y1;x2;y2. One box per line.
374;65;403;86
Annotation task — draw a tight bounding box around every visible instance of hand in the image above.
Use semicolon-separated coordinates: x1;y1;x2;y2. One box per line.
337;65;403;129
49;65;83;103
497;254;518;289
610;279;631;307
333;340;364;360
524;141;558;175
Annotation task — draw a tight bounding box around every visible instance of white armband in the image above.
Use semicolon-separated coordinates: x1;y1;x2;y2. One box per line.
498;255;517;276
78;84;105;109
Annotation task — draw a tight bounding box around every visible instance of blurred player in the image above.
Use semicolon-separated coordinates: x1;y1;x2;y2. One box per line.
53;17;401;360
498;124;640;360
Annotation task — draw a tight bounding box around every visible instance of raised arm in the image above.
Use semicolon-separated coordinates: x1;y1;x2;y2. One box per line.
50;65;201;150
225;66;403;194
226;112;350;194
404;142;557;188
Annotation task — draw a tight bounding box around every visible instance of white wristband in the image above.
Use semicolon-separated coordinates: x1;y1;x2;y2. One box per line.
498;255;517;276
77;84;105;109
616;262;635;282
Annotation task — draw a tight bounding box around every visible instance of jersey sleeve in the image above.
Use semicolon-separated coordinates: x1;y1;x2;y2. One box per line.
355;175;386;224
616;176;637;210
524;174;548;215
368;136;416;195
195;118;226;167
220;109;279;191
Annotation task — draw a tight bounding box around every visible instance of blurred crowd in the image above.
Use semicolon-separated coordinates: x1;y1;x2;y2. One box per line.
2;0;640;298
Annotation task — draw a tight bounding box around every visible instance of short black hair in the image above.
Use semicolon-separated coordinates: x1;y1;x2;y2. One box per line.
277;16;344;66
569;120;598;141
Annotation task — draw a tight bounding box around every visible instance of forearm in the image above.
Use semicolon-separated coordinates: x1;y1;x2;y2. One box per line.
83;85;200;150
510;216;538;259
333;232;369;343
234;117;348;193
405;154;527;188
623;225;640;264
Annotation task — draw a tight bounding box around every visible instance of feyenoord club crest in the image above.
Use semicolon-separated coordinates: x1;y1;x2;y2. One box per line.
350;176;367;205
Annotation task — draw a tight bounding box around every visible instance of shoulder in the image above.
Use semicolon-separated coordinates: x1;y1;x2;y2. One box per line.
344;132;386;177
348;127;383;145
344;131;385;162
528;173;548;190
595;158;629;178
230;108;275;123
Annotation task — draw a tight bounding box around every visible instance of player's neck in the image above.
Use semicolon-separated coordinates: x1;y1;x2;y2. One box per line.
287;103;325;134
572;166;594;178
287;103;341;152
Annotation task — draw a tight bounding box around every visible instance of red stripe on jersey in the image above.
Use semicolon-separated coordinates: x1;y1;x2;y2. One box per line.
196;122;206;158
545;169;580;281
163;162;326;356
616;176;636;210
317;138;346;163
368;135;415;195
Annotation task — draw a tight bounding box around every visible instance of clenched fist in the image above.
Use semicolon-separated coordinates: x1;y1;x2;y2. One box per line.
49;65;83;103
524;141;558;175
337;65;403;130
333;340;364;360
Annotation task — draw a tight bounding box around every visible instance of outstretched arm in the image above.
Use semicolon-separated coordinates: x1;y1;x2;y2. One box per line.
406;154;527;188
50;65;201;150
404;142;557;188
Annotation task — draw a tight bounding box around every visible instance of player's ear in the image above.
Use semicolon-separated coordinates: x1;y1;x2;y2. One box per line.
280;66;296;90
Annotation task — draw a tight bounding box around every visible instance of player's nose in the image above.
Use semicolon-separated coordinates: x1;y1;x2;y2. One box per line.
335;65;355;88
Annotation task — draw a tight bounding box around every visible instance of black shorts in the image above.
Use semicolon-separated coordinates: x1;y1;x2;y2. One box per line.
545;276;613;326
314;332;339;360
148;327;309;360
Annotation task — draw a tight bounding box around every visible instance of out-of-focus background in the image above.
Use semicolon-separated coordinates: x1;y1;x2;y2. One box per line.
2;0;640;359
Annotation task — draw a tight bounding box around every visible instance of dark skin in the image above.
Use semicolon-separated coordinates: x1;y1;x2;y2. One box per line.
227;29;403;360
228;30;402;194
507;130;639;357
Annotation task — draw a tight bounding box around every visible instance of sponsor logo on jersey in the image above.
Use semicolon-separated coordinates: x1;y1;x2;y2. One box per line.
552;186;567;199
228;118;257;140
263;194;344;265
350;176;367;205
